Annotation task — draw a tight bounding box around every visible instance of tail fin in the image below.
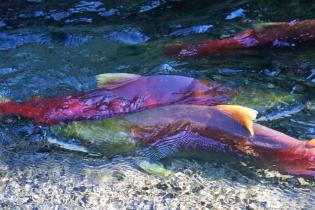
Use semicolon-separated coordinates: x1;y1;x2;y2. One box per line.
95;73;141;89
215;105;258;136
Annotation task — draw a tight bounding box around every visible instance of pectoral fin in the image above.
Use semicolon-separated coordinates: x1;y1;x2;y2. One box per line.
215;105;258;136
96;73;140;89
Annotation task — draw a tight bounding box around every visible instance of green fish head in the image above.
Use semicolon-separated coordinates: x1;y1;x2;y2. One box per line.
51;118;138;157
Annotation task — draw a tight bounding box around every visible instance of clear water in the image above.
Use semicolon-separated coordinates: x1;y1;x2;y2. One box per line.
0;0;314;209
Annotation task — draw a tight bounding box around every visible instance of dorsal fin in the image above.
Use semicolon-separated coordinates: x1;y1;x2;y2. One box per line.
253;22;286;32
306;139;315;147
96;73;141;89
215;105;258;136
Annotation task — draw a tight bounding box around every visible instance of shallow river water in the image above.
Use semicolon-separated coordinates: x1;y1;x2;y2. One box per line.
0;0;315;209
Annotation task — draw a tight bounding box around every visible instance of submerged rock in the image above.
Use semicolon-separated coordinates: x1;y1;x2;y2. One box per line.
225;8;246;20
139;1;161;13
49;12;70;21
169;25;213;37
107;28;150;45
69;1;104;13
0;21;6;28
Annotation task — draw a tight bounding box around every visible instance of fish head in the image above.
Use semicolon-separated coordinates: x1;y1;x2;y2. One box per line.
50;118;138;157
252;124;315;178
284;139;315;177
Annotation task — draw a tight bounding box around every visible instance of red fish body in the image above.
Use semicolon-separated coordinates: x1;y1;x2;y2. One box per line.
0;74;233;124
165;20;315;57
52;105;315;178
251;124;315;177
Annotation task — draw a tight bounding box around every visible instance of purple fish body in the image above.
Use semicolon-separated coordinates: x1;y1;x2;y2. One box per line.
0;75;233;124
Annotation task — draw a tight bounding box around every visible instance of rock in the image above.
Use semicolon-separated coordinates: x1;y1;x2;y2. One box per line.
169;25;213;37
0;21;6;28
226;8;246;20
107;28;150;45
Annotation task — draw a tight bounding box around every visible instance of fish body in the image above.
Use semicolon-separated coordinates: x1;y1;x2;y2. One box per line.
0;74;233;124
51;104;315;178
165;20;315;57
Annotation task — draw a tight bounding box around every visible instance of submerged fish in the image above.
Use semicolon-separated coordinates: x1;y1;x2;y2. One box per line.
165;19;315;57
50;105;315;178
0;73;233;124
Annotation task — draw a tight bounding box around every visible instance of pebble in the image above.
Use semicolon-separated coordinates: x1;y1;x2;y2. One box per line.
0;155;310;209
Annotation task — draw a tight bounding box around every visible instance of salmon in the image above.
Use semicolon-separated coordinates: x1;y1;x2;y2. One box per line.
165;20;315;57
50;104;315;178
0;73;233;124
